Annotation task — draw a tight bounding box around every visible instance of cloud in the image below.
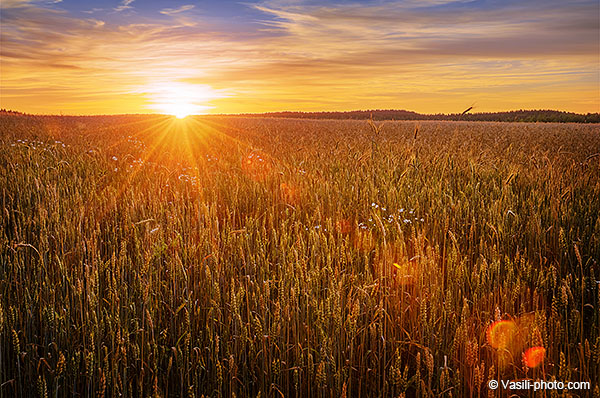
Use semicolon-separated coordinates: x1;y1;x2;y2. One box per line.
160;5;195;16
1;0;61;8
251;0;599;58
114;0;135;12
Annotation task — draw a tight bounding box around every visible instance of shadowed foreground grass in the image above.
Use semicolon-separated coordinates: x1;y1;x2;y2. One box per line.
0;114;599;397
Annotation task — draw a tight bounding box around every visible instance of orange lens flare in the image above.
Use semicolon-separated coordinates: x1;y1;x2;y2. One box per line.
336;218;352;235
392;262;417;286
522;346;546;368
280;182;299;204
486;320;517;349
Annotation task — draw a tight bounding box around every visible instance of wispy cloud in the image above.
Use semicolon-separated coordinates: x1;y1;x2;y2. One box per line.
160;5;195;16
251;0;599;58
114;0;135;12
1;0;61;8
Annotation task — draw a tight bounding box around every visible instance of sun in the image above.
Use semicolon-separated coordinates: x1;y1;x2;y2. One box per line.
146;81;225;117
169;104;195;119
159;101;197;119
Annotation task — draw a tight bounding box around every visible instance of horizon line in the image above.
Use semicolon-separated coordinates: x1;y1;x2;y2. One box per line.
2;108;598;118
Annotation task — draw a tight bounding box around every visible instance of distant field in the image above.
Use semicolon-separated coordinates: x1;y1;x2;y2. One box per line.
1;115;599;397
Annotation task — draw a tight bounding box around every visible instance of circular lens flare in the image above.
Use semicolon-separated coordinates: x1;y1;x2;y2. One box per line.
487;320;517;349
523;346;546;368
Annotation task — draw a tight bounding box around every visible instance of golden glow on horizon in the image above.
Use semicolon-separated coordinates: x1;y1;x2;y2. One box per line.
160;101;195;118
146;82;224;118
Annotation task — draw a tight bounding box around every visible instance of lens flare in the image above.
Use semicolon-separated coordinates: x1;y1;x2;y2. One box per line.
523;346;546;368
280;182;299;204
391;261;418;286
336;219;352;235
486;320;517;349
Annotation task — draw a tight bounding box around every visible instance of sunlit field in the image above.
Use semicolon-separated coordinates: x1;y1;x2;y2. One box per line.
0;114;599;397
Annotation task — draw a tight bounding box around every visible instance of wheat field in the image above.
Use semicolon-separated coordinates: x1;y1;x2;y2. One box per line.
0;114;599;397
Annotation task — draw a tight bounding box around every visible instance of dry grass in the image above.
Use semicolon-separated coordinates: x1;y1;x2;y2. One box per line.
0;114;599;397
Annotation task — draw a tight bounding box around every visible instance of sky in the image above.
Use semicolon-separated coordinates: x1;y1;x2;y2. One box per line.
1;0;599;115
